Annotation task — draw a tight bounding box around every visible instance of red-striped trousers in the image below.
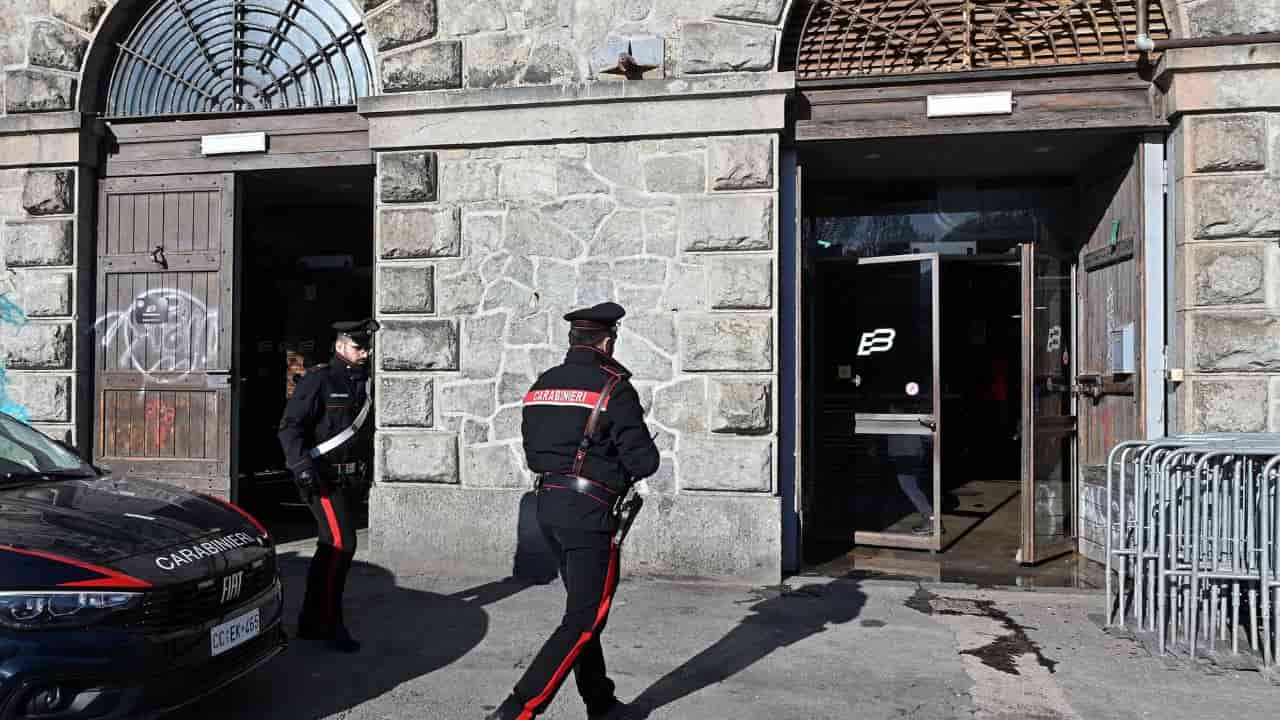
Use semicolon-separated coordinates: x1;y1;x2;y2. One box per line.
506;525;621;719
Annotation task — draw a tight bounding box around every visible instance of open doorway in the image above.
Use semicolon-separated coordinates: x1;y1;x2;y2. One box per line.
799;170;1088;586
807;257;1021;537
234;166;375;540
937;258;1022;540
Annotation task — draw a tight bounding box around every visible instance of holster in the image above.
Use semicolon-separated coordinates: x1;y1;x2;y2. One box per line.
611;486;644;546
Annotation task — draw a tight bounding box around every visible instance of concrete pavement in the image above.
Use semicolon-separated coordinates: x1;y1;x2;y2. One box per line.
178;534;1279;720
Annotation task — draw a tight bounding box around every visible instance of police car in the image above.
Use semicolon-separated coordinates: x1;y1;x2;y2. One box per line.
0;411;286;718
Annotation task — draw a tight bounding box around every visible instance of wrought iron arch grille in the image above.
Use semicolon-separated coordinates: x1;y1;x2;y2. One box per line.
106;0;373;117
784;0;1171;79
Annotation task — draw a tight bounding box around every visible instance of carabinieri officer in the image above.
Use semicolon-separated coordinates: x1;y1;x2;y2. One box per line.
278;318;379;653
488;302;660;720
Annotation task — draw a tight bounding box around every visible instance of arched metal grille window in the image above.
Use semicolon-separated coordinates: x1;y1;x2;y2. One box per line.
106;0;373;117
782;0;1171;80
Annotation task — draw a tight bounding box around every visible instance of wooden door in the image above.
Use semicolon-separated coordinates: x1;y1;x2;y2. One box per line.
1075;142;1147;474
94;174;238;497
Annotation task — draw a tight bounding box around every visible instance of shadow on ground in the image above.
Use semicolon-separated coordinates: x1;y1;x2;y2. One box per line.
179;551;538;720
180;491;557;719
630;576;867;717
180;493;867;718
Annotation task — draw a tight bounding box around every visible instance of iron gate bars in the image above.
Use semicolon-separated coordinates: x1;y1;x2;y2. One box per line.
789;0;1171;79
106;0;373;117
1105;434;1280;666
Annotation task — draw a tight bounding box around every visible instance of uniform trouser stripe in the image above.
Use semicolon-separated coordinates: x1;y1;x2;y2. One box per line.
516;542;620;720
319;492;343;622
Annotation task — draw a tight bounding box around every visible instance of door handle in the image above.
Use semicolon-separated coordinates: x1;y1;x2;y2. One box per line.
918;417;936;431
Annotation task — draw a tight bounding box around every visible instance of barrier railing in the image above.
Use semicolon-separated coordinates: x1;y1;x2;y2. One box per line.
1105;434;1280;665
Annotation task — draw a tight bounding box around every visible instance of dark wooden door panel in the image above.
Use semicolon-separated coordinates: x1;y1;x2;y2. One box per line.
1076;143;1145;470
95;174;236;496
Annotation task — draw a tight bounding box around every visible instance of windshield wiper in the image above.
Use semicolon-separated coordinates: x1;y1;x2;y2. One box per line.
0;469;98;483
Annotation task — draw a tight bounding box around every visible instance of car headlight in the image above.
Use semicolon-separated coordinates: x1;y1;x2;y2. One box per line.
0;592;141;630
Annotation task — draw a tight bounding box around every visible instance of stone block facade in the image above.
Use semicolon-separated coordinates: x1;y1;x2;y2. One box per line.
368;102;784;580
1168;89;1280;435
0;163;81;444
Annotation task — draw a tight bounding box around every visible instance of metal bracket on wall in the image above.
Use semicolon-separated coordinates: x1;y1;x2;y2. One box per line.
1082;237;1134;272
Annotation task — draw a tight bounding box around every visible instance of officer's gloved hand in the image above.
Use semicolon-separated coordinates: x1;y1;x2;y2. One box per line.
292;461;322;502
295;467;318;493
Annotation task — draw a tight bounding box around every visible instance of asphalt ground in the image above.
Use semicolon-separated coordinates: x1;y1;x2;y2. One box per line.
175;532;1280;720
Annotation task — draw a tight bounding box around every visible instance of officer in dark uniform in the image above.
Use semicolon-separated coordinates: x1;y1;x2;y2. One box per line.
488;302;660;720
277;318;379;654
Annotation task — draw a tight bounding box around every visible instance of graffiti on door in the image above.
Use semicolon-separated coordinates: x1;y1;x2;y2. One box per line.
144;396;178;450
95;288;219;383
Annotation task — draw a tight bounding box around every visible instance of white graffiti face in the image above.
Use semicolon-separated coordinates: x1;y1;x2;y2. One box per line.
95;288;219;383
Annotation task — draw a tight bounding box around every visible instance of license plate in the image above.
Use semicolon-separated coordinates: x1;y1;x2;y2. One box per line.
210;608;260;657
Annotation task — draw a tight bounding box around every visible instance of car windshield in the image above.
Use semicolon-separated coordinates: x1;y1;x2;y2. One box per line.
0;412;96;480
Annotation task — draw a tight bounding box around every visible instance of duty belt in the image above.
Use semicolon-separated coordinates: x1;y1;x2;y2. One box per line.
329;461;365;475
536;474;619;508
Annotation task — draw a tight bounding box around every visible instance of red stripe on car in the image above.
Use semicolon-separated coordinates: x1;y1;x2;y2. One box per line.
0;544;153;588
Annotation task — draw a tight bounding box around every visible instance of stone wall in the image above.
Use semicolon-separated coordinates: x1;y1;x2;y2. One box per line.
1175;0;1280;37
369;0;788;94
0;0;101;116
1162;44;1280;435
366;112;783;581
0;161;81;444
0;0;794;118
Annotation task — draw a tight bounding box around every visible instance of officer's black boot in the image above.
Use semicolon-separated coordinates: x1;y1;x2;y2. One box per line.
587;700;635;720
296;543;335;640
327;550;360;653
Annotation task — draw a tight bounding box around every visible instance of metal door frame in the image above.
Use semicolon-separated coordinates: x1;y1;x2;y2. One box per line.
854;253;943;552
1020;242;1078;564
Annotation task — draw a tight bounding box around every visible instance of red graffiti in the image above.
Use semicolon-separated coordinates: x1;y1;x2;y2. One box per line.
145;397;177;450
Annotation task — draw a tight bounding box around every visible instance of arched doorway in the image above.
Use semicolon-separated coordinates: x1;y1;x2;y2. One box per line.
86;0;378;508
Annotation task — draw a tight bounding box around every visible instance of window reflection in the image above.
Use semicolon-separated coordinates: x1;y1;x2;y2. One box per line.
808;180;1073;259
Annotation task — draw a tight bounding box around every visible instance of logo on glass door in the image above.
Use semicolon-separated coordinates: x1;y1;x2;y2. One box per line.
857;329;897;356
1046;325;1063;353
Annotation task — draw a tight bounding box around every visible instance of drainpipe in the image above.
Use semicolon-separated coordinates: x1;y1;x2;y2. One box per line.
1152;32;1280;50
1136;1;1155;53
1135;0;1280;53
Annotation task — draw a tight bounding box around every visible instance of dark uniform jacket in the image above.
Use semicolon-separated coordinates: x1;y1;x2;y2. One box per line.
278;355;374;477
523;346;660;530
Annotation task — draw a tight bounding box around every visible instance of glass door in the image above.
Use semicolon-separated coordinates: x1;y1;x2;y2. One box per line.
1020;243;1076;563
851;254;943;551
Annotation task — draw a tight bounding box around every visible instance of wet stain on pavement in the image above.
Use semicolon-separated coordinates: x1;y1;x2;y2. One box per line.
957;599;1057;675
905;584;1059;675
860;619;886;628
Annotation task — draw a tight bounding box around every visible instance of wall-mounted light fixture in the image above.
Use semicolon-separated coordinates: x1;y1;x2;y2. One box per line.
200;131;268;156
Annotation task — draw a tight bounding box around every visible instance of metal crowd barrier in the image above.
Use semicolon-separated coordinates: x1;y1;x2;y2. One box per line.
1105;434;1280;666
